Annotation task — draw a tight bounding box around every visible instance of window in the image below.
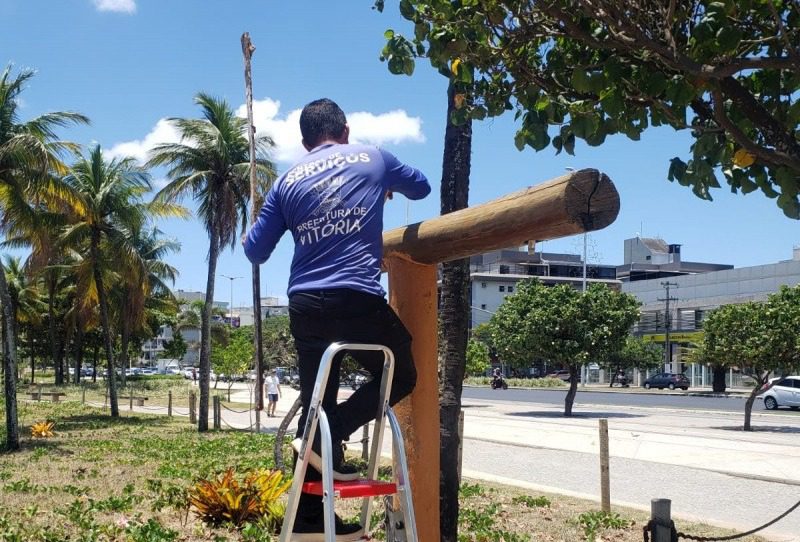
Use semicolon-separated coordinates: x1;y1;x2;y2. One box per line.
499;285;505;292
480;304;486;310
508;286;514;293
481;282;487;288
499;265;510;274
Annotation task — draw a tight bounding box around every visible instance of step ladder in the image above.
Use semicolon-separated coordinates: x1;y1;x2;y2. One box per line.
279;342;418;542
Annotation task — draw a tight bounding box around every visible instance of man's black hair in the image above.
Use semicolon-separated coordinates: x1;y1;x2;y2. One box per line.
299;98;347;148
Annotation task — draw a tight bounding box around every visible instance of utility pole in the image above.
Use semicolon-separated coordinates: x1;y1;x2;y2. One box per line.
220;274;242;328
658;282;678;372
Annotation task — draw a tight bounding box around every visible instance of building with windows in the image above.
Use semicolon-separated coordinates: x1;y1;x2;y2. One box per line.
625;244;800;385
469;247;619;326
616;237;733;282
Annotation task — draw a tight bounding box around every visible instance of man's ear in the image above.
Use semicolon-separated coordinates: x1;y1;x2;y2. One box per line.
302;139;313;151
340;124;350;144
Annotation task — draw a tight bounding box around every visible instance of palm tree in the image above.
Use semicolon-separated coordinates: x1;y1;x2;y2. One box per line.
148;93;275;431
0;64;88;449
113;226;179;378
60;144;153;417
2;256;46;383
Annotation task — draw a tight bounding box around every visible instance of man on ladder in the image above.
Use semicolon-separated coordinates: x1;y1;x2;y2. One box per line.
244;98;430;541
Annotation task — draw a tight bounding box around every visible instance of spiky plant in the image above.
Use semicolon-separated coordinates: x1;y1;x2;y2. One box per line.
30;421;54;438
187;468;290;529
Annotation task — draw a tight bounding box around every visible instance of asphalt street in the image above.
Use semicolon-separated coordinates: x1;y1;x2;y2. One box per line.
463;386;800;415
457;395;800;541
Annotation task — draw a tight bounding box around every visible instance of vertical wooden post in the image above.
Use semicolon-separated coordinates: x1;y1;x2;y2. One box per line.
651;499;672;542
167;391;173;417
213;396;220;430
189;391;197;425
599;418;611;512
81;384;86;404
361;424;370;461
386;257;440;542
37;384;42;402
129;391;134;411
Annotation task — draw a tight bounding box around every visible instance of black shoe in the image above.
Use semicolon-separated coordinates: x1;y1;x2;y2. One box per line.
292;434;360;481
290;513;364;541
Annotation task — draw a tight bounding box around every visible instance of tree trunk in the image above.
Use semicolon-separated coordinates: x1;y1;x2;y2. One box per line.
92;342;98;383
74;323;85;385
29;330;35;385
92;234;119;417
712;365;727;393
439;81;473;542
0;258;20;450
119;319;130;388
564;365;579;417
743;371;768;431
274;395;302;470
199;234;221;432
47;280;62;385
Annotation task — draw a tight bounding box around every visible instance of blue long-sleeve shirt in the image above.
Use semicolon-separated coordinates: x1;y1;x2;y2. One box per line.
244;143;430;296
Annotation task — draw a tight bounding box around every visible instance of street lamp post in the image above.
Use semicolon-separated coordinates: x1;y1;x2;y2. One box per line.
220;274;242;328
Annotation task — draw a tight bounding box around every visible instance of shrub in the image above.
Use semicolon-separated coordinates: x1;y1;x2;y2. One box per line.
188;468;291;530
30;421;54;438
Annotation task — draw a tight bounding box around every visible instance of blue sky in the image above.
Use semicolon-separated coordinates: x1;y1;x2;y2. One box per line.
2;0;798;307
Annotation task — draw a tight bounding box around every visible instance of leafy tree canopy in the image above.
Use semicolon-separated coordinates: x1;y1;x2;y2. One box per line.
465;338;491;377
376;0;800;218
488;280;640;369
604;335;664;374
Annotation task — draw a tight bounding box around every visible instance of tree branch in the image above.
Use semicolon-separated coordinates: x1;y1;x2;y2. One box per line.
711;88;800;172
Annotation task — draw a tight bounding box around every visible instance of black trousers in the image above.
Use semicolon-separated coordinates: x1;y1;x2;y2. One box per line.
289;288;417;519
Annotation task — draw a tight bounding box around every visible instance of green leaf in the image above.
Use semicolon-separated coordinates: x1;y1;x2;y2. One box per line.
668;157;688;182
571;69;592;93
514;131;526;151
384;29;395;39
599;88;624;117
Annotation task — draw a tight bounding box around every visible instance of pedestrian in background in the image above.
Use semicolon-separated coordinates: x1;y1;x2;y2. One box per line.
265;369;281;417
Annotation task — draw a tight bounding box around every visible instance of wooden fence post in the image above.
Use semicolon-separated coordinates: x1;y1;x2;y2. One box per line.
599;418;610;512
651;499;672;542
81;384;86;404
129;391;133;411
37;384;42;402
361;424;370;461
167;391;172;417
189;391;196;425
213;396;220;430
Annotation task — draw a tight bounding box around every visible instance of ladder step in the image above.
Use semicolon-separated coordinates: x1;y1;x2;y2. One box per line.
302;479;397;499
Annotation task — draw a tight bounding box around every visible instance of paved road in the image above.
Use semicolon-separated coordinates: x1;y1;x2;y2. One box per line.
463;386;800;415
456;395;800;542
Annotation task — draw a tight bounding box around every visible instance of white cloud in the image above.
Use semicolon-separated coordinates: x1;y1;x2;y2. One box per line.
92;0;136;13
106;118;180;163
237;98;425;163
110;98;425;167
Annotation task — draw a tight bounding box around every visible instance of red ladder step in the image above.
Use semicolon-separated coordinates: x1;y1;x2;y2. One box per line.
302;479;397;498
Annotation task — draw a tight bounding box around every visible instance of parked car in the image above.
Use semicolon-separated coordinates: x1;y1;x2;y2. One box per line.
643;373;690;390
759;376;800;410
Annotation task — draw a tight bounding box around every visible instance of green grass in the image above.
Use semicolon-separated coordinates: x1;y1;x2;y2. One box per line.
0;401;772;542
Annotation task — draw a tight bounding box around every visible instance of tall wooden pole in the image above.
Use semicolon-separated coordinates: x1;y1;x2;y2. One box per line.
241;32;264;432
386;257;439;542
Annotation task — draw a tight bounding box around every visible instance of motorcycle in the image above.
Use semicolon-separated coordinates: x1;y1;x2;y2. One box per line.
490;375;508;390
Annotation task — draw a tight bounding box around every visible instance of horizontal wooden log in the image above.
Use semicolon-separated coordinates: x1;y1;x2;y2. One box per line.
383;168;619;265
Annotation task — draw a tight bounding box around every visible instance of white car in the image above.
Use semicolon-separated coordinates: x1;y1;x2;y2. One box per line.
760;376;800;410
